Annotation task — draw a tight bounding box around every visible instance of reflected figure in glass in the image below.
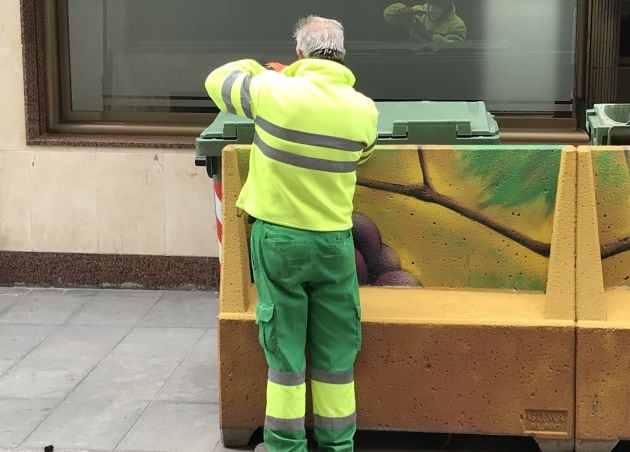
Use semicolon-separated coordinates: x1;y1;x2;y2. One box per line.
384;0;467;43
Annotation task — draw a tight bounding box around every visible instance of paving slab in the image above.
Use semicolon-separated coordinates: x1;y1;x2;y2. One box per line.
107;327;206;363
0;449;93;452
0;449;97;452
118;401;220;452
157;329;218;403
0;293;23;316
0;325;128;399
214;444;251;452
91;288;163;298
22;398;147;450
140;290;218;328
0;289;89;325
0;398;57;448
67;289;161;326
0;287;32;296
57;288;99;297
68;356;183;403
0;324;56;375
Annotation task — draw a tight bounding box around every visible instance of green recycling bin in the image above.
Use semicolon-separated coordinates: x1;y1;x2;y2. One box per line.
195;101;501;253
195;113;254;258
196;100;500;175
586;103;630;145
375;101;499;146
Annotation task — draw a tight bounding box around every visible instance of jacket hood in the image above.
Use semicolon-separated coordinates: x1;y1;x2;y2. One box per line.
283;58;356;87
430;3;456;23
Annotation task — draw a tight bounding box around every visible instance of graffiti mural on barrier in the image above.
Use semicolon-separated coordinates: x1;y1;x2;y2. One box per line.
354;146;565;291
592;148;630;288
236;145;575;291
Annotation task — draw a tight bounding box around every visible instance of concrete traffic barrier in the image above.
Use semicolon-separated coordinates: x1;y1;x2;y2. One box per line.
575;146;630;452
217;145;578;452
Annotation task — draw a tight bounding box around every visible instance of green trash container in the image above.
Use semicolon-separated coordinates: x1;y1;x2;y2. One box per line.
195;101;501;252
194;113;253;258
586;103;630;145
376;101;499;146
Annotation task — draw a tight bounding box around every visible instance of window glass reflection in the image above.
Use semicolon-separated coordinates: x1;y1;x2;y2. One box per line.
66;0;577;117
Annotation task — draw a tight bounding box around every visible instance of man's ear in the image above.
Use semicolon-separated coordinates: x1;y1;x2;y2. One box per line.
296;49;305;59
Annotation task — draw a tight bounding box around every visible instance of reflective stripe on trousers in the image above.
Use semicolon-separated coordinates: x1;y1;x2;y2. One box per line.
265;368;306;431
311;368;356;431
263;368;357;433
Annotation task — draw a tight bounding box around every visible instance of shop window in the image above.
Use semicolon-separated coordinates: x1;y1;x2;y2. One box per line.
620;0;630;63
618;0;630;102
49;0;578;134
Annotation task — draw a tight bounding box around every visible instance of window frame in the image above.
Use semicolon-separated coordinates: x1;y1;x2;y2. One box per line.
21;0;596;146
46;0;209;137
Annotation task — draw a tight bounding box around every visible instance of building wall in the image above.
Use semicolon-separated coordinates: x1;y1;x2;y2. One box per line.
0;1;218;259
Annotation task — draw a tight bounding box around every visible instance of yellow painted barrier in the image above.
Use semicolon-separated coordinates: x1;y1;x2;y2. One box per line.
575;146;630;452
218;145;578;451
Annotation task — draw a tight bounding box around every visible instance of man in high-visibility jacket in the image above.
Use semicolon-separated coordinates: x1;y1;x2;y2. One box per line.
384;0;467;43
205;15;378;452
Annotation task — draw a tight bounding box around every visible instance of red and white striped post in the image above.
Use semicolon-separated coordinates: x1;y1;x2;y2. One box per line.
213;177;223;262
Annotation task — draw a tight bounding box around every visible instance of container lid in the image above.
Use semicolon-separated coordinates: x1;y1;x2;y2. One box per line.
377;101;498;138
593;104;630;126
196;101;499;157
199;112;254;140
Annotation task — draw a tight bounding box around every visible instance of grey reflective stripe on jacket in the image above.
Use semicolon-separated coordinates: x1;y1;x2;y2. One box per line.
221;71;243;115
359;139;377;163
240;75;253;119
253;134;358;173
255;117;365;152
222;70;254;118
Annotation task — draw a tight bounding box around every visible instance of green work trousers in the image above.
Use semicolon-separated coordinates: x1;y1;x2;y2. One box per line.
251;219;362;452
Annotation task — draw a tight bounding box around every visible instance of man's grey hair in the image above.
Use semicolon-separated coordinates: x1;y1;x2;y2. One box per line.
294;16;346;62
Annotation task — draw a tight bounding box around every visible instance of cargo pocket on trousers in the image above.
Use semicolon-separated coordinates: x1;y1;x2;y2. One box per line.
256;302;276;352
355;303;362;352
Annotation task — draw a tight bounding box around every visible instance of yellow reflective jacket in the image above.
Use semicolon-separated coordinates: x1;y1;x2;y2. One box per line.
384;3;467;43
205;58;378;231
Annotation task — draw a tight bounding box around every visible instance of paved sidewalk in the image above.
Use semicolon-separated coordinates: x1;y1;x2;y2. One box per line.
0;287;220;452
0;286;602;452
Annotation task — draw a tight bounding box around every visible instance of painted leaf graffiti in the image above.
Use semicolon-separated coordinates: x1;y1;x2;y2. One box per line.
357;147;629;266
358;147;553;258
593;150;630;262
593;151;629;192
459;148;561;216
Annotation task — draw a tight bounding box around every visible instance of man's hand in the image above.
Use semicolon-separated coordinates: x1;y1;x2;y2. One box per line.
410;19;431;41
265;62;287;72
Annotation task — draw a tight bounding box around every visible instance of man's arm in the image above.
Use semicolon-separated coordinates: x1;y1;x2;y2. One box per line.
358;104;379;165
431;19;467;43
205;59;266;119
358;140;377;165
384;3;409;25
384;3;424;28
